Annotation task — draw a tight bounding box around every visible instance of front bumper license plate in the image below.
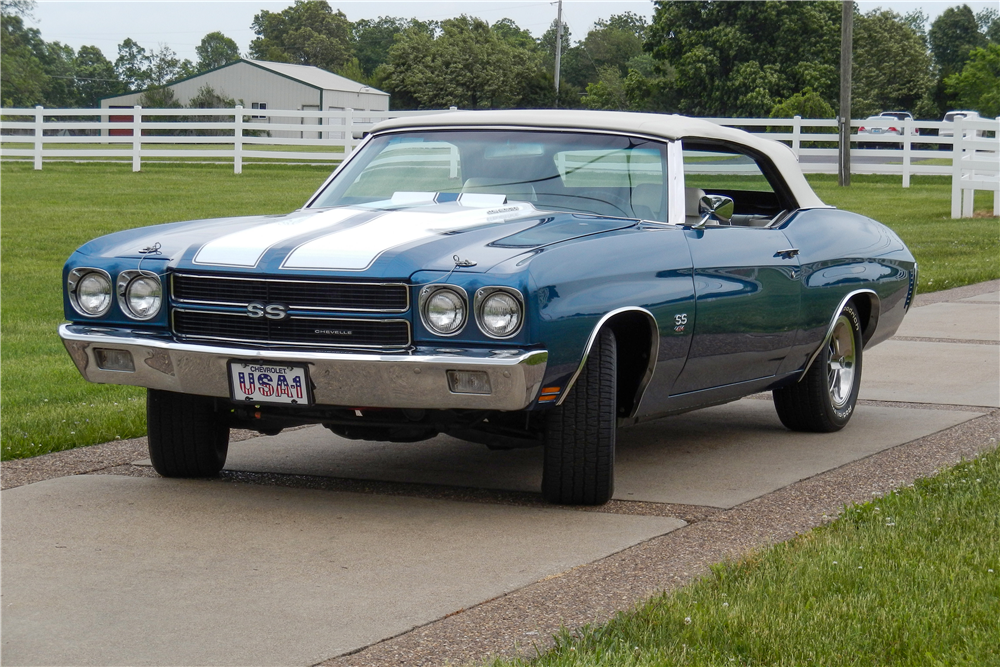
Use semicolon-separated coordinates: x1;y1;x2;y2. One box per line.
228;361;312;405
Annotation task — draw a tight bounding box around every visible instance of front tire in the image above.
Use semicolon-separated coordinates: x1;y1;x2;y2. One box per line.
147;389;229;477
542;327;616;505
773;302;863;432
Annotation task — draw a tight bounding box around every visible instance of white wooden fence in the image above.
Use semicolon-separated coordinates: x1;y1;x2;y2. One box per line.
1;107;997;217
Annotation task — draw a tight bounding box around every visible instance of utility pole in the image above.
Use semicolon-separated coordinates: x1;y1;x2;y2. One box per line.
838;0;853;186
554;0;563;108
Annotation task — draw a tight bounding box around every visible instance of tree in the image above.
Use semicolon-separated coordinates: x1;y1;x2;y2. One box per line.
75;45;120;106
351;16;413;77
137;85;181;108
770;88;834;118
975;8;999;44
249;0;353;72
929;5;986;79
115;38;150;91
147;44;191;85
538;18;572;78
0;0;34;18
493;17;535;50
852;9;934;117
645;1;842;116
0;12;48;106
187;83;237;108
381;15;539;109
348;16;439;79
945;44;1000;117
38;40;77;107
583;66;654;111
196;31;240;72
581;12;648;78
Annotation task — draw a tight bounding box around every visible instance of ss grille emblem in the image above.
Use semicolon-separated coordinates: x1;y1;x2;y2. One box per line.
247;302;289;320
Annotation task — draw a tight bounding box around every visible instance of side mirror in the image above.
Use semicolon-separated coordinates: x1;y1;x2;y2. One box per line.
695;195;735;228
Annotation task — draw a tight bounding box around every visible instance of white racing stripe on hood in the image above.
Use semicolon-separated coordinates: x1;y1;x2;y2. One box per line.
193;208;364;267
282;203;536;271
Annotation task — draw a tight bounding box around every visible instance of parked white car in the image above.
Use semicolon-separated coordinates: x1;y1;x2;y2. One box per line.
857;111;916;148
940;110;985;144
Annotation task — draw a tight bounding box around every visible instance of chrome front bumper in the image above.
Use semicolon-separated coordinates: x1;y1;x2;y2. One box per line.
59;325;548;411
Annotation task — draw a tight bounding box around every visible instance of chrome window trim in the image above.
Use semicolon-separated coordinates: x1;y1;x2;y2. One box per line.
170;273;410;314
667;139;686;226
309;127;676;219
364;125;676;149
473;286;525;339
417;285;469;337
67;267;113;318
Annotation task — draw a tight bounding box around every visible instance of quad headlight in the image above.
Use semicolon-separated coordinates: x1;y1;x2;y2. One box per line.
419;285;467;336
117;270;162;320
475;287;524;339
68;268;113;317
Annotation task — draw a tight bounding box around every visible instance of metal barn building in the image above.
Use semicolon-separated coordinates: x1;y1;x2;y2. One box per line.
100;59;390;137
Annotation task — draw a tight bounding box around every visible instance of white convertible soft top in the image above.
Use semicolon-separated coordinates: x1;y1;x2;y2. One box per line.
372;109;827;209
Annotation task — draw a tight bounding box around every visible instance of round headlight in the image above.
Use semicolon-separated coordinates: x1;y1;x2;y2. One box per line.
479;291;522;338
75;272;113;316
124;274;162;320
423;288;466;335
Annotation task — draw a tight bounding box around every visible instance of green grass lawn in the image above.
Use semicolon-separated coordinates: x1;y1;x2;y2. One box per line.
809;174;999;292
1;162;332;459
491;447;1000;666
0;167;997;460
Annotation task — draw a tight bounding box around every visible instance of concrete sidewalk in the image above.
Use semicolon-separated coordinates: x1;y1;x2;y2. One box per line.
2;281;998;667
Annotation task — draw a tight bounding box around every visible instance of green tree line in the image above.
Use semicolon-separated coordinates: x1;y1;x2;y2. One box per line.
2;0;998;119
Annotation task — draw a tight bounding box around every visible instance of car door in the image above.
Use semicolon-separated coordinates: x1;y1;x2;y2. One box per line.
669;143;802;395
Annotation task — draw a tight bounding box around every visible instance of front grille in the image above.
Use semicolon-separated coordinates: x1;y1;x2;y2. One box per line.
172;273;409;313
173;310;411;349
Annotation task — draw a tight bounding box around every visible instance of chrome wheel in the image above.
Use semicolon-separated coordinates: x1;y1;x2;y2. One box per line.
827;314;857;409
773;301;863;433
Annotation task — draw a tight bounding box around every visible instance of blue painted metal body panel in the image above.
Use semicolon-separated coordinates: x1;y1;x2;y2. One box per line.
62;196;916;419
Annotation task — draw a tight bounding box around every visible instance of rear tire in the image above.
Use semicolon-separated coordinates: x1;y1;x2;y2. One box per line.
542;327;616;505
773;303;863;433
147;389;229;477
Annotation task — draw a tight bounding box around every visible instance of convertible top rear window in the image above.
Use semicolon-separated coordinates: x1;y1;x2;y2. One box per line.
310;130;670;221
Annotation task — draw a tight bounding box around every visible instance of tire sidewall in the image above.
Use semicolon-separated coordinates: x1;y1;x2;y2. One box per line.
824;304;863;428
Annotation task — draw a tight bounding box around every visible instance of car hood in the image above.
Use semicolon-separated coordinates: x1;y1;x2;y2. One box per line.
73;202;637;277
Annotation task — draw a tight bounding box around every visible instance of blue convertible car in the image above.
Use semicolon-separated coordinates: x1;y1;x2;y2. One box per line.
60;110;916;505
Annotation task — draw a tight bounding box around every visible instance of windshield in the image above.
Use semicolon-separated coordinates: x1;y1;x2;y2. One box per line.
309;130;669;221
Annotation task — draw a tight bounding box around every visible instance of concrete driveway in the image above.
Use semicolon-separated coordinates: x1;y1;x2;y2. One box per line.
3;282;998;666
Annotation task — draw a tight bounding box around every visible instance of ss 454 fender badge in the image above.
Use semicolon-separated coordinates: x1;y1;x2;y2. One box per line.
674;313;688;333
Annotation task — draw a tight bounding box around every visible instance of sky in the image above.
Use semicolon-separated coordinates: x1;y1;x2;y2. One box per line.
25;0;997;65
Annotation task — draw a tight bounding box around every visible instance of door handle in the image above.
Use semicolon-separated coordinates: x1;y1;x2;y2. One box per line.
775;248;800;259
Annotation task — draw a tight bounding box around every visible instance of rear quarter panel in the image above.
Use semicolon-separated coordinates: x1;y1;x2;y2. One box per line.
777;208;915;375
